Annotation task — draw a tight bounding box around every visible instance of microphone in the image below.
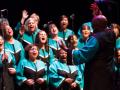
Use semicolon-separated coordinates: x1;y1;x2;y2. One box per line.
70;13;75;20
0;9;7;12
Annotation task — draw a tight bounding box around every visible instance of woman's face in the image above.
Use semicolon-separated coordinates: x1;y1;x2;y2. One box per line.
69;35;78;47
59;49;67;63
38;31;47;44
81;25;91;39
60;17;68;30
118;50;120;60
0;36;3;45
29;45;38;60
4;25;13;37
27;18;36;32
113;28;119;37
0;20;9;30
49;24;58;35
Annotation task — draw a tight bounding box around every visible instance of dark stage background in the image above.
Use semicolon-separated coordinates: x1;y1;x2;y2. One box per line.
0;0;119;34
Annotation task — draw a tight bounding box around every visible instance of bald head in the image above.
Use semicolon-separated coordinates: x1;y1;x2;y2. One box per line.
92;15;108;32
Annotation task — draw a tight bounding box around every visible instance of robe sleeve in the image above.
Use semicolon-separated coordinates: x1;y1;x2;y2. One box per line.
49;62;65;88
73;36;99;64
49;48;55;64
16;59;27;86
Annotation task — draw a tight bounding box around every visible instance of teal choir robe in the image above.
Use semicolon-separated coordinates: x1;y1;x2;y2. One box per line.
49;60;81;90
68;48;85;89
16;59;48;90
4;39;25;65
14;22;22;38
77;36;92;89
38;47;55;65
48;38;65;60
18;28;40;48
58;28;74;41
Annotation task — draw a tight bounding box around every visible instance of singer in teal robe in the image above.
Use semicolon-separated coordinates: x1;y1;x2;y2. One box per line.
49;49;81;90
16;17;40;47
47;22;66;60
77;22;93;38
16;59;48;90
49;60;81;90
16;45;48;90
58;14;74;44
66;34;86;89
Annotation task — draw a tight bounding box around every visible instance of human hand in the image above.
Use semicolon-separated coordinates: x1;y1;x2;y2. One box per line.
36;78;45;84
22;10;29;20
24;79;35;86
8;67;16;74
71;82;77;88
65;78;73;84
19;25;25;36
2;53;8;63
90;2;102;16
21;10;29;24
